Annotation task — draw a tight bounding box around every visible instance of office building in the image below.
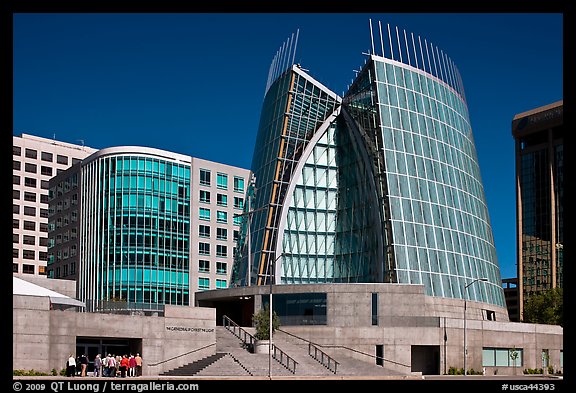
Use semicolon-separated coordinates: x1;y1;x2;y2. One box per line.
12;133;97;277
512;101;563;321
48;146;250;312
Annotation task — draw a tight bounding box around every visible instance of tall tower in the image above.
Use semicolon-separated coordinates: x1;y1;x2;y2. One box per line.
233;22;507;309
512;101;563;320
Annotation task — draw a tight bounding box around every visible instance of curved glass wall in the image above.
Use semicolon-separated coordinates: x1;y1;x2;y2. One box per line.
346;56;504;306
79;153;191;311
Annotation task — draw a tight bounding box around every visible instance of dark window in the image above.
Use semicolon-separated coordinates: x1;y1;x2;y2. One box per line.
24;220;35;230
25;163;37;173
41;152;53;162
22;264;35;274
24;177;37;187
200;169;211;186
72;157;81;165
199;225;210;238
39;237;48;246
23;250;35;260
13;219;19;229
24;206;36;216
372;293;378;326
24;191;36;202
40;223;48;232
41;166;53;176
56;155;68;165
25;148;37;159
199;260;210;273
39;251;47;261
200;190;210;203
13;146;21;156
13;204;20;214
13;190;20;199
13;175;20;185
13;263;19;272
376;345;384;366
41;180;50;189
23;235;35;245
40;194;49;204
13;234;19;243
13;160;21;170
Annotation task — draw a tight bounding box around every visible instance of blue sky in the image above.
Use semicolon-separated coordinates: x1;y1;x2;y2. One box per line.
13;13;563;281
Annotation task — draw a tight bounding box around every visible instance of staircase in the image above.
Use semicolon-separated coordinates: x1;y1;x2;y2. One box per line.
161;319;412;377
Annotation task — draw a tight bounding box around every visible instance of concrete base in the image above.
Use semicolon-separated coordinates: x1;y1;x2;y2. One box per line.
254;340;272;354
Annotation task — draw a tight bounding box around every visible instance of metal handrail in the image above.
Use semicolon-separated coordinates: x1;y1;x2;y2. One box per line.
272;344;298;374
308;342;339;374
222;315;256;351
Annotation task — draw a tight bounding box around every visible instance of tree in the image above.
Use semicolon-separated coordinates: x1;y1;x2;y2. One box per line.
252;303;280;340
523;287;563;326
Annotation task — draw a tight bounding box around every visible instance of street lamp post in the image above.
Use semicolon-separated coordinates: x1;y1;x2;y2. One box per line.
463;277;488;376
268;252;283;379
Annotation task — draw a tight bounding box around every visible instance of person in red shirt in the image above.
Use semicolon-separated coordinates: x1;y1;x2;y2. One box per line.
128;354;136;377
119;355;130;378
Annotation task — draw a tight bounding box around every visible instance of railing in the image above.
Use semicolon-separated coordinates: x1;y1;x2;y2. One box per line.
222;315;255;352
308;342;339;374
147;342;216;367
272;344;298;374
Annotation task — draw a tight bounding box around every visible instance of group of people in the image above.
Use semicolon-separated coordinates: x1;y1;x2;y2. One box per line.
66;353;143;377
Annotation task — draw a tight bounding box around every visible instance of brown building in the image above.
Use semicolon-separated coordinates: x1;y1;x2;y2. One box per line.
512;100;563;321
502;277;519;322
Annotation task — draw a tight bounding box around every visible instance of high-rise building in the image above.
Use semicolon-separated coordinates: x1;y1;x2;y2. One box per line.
233;24;506;309
512;101;563;320
13;133;97;277
48;146;250;312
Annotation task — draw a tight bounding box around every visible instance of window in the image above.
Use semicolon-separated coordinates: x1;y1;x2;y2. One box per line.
40;223;48;232
198;277;210;290
234;197;244;209
13;204;20;214
13;234;19;243
70;262;75;275
23;250;35;260
482;347;524;367
41;180;49;189
57;155;68;165
23;220;35;230
38;266;47;275
39;237;48;246
372;293;378;326
200;190;210;203
24;177;37;188
216;279;227;289
216;245;227;257
41;152;53;162
199;242;210;255
233;230;240;242
199;260;210;273
23;235;35;245
24;206;36;216
13;175;20;185
40;194;49;204
40;209;49;218
200;169;211;186
25;163;37;173
13;160;21;170
41;166;53;176
216;228;228;240
199;224;210;238
217;173;228;189
199;207;210;221
13;146;21;156
13;219;19;229
39;252;47;261
217;193;228;206
217;211;227;223
13;190;20;199
24;191;36;202
234;176;245;192
233;215;242;226
23;264;35;274
13;263;18;272
25;148;37;159
216;262;227;274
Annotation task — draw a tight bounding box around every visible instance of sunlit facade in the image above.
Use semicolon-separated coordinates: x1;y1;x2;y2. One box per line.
233;24;506;308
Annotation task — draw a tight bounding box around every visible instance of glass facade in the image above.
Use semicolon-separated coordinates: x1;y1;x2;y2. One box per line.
232;26;507;308
79;153;191;312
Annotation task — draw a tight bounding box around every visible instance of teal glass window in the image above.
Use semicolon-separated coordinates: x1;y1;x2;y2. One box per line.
233;215;242;226
199;207;210;221
217;211;227;223
234;197;244;209
217;194;228;207
217;173;228;189
233;176;245;192
198;277;210;290
216;279;227;289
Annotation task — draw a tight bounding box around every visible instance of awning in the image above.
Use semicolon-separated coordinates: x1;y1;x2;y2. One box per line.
13;276;85;308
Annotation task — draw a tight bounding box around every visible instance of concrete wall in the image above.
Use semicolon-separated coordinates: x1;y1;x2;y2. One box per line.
13;295;216;375
14;274;77;298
